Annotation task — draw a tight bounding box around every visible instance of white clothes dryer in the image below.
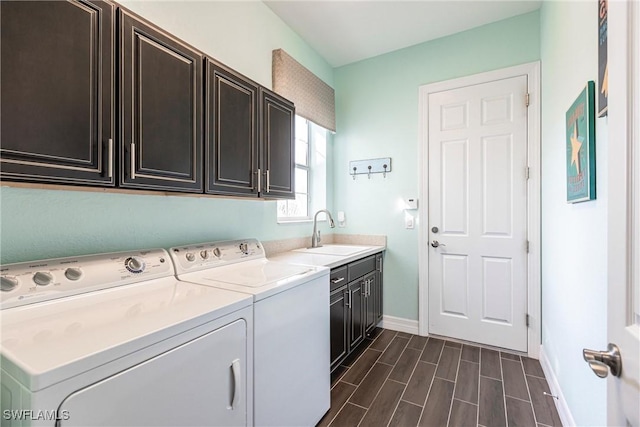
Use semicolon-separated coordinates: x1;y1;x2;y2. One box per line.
170;239;331;427
1;249;253;427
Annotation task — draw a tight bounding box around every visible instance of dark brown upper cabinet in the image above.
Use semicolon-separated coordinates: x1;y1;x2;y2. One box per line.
119;9;203;192
205;60;259;197
259;88;295;200
0;0;115;186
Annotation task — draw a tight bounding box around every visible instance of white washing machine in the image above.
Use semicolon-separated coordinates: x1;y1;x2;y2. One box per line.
170;239;330;427
0;249;253;427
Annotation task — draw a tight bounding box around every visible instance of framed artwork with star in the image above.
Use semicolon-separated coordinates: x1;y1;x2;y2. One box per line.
566;81;596;203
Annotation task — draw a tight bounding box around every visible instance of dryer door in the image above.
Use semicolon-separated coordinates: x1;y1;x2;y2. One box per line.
58;319;247;426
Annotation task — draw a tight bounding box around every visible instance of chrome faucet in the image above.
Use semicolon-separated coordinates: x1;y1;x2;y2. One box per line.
311;209;335;248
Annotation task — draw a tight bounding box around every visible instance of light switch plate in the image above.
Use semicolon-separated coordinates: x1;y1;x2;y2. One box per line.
405;214;414;229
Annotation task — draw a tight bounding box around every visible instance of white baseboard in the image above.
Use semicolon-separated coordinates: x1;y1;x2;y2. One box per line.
379;315;420;335
539;345;576;427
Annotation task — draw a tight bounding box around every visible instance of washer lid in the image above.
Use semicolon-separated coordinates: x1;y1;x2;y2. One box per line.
0;277;252;392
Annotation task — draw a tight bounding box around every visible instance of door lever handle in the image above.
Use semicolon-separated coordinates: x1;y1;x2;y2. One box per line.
583;343;622;378
431;240;445;248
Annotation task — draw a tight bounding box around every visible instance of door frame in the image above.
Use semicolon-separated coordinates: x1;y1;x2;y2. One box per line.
417;62;541;358
607;1;640;425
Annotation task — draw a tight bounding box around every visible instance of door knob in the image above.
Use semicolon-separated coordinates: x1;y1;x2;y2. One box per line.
583;343;622;378
431;240;445;248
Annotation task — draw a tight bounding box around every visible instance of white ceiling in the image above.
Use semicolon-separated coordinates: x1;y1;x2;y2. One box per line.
263;1;542;67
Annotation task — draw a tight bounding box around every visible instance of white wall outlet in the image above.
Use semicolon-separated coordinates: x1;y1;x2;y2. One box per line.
337;211;346;227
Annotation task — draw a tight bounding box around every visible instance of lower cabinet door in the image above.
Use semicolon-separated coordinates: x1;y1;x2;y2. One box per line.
330;286;349;370
376;257;384;323
348;279;365;351
363;271;378;335
59;319;247;426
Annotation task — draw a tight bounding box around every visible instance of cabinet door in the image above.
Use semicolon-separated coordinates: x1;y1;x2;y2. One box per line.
363;271;378;335
259;88;295;199
1;0;115;186
348;279;365;351
206;60;259;196
120;9;203;192
330;286;349;371
376;254;384;323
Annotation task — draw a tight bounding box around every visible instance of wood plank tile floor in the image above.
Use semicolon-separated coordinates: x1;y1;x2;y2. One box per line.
318;328;562;427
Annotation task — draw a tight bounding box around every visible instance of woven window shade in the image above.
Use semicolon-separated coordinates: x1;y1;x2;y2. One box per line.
272;49;336;132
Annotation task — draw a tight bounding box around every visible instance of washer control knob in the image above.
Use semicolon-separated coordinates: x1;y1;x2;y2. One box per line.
1;276;19;292
200;250;209;260
33;272;53;286
125;257;145;274
213;247;221;258
239;242;249;255
64;267;83;281
186;253;196;262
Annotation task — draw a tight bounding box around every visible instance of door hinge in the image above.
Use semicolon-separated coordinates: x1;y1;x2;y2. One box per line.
526;313;530;327
526;166;530;180
526;240;530;253
525;93;530;107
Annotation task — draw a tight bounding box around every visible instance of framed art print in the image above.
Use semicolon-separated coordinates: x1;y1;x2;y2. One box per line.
566;81;596;203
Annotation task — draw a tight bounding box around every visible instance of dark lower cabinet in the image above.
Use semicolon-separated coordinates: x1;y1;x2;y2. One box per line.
259;88;295;199
363;271;378;335
205;60;259;196
119;9;203;192
348;279;366;352
329;287;349;371
1;0;115;186
375;253;384;325
330;252;384;371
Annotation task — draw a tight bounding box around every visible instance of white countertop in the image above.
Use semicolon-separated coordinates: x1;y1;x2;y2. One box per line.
269;244;385;269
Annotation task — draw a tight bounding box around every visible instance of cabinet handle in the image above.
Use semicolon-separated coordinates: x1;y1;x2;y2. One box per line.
346;290;351;308
266;169;270;192
331;277;345;284
366;280;370;296
256;168;261;192
107;138;113;178
229;358;241;410
130;142;136;179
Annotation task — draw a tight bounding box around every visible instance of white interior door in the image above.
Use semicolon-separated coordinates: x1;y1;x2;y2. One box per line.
428;75;529;352
604;1;640;425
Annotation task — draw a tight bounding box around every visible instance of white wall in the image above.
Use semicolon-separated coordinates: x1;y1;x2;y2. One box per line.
540;2;608;425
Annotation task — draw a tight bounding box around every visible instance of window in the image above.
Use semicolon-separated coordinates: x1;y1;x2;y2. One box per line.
277;116;327;222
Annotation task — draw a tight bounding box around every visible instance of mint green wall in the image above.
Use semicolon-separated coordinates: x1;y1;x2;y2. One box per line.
540;2;607;425
332;12;540;321
0;1;333;264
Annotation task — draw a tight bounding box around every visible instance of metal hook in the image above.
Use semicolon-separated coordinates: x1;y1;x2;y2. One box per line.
352;166;357;180
368;165;372;179
383;164;388;178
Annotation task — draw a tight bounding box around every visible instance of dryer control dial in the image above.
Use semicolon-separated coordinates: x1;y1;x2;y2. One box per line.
185;253;196;262
64;267;83;281
200;250;209;260
1;276;19;292
125;257;145;274
212;247;221;258
33;272;53;286
239;242;249;255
